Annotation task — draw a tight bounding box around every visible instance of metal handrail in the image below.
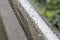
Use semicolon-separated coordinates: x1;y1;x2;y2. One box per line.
17;0;59;40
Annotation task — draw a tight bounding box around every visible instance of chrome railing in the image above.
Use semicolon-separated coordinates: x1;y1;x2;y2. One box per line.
17;0;59;40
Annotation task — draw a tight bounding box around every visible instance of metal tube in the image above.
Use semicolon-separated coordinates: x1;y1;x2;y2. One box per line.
18;0;59;40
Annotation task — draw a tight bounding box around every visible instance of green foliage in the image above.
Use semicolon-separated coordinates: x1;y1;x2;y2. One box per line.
34;0;60;30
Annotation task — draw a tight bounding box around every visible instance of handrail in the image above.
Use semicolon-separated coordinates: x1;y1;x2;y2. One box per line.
17;0;59;40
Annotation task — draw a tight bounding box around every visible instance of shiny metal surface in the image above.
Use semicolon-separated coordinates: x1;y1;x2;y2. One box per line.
18;0;59;40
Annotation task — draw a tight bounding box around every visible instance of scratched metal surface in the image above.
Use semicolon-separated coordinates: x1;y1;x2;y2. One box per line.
28;0;60;39
18;0;59;40
0;0;59;40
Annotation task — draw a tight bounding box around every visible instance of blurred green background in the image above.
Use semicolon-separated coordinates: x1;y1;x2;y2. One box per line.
33;0;60;30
